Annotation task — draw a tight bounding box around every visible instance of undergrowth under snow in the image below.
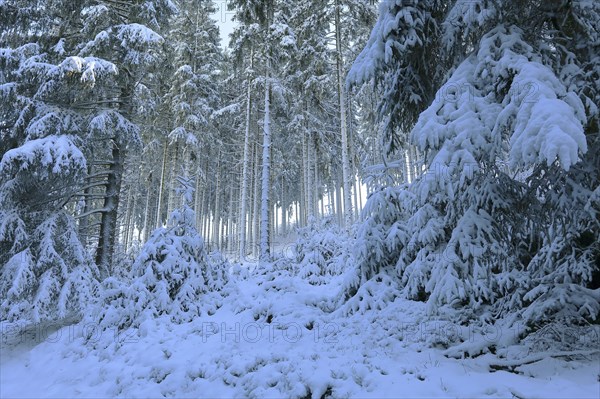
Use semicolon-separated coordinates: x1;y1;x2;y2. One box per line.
1;262;598;398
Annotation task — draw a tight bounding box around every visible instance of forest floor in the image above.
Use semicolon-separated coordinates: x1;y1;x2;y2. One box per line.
1;261;599;398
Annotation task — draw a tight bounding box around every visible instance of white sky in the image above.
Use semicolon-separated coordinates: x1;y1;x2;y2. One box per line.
211;0;237;49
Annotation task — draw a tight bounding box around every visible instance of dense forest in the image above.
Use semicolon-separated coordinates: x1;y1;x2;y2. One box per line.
0;0;599;397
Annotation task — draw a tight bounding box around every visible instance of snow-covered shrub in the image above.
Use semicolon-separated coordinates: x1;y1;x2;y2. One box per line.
522;322;599;354
0;136;99;323
341;273;403;316
294;217;352;285
91;176;229;331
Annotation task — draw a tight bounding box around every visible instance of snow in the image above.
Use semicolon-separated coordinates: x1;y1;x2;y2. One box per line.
0;135;86;177
116;23;165;66
413;25;588;172
59;56;118;87
1;268;598;398
1;1;598;397
442;0;498;51
117;23;164;48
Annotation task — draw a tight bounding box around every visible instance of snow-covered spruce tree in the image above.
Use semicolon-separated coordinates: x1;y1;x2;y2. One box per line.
159;0;223;227
345;1;598;328
73;0;176;276
404;25;588;317
0;1;122;324
0;136;99;323
1;0;177;278
92;175;228;332
510;0;600;328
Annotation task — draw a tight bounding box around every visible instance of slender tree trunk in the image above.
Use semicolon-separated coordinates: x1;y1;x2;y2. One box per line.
281;203;287;236
281;180;286;236
78;161;94;246
202;186;209;241
123;178;134;250
300;136;307;226
357;174;363;219
312;138;318;218
142;178;152;241
221;216;226;253
156;139;168;228
260;59;272;263
195;168;202;230
305;133;314;222
130;184;139;245
320;193;325;218
239;48;253;259
330;184;335;217
247;144;254;254
335;0;353;228
353;173;360;219
252;141;260;257
273;202;277;239
228;183;235;254
166;142;180;218
199;178;205;237
336;178;343;226
213;151;221;250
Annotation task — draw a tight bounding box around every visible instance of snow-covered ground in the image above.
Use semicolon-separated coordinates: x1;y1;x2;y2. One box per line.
1;265;598;399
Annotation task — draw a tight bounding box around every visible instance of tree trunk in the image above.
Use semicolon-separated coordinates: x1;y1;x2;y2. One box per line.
166;142;180;218
142;177;152;242
122;176;134;250
95;140;124;278
281;202;287;236
78;162;94;246
327;183;336;217
300;135;307;226
156;139;168;228
213;151;221;250
294;201;299;229
281;180;287;236
336;178;343;226
312;137;318;219
252;140;260;257
260;60;272;263
247;144;254;255
228;183;235;254
239;48;253;259
305;133;315;222
195;167;202;230
335;0;353;228
353;173;360;219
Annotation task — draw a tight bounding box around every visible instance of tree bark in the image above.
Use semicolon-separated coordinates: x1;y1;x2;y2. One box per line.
260;58;272;263
335;0;353;228
239;48;254;259
142;176;152;242
95;139;124;278
156;138;168;228
252;140;260;257
213;151;221;250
